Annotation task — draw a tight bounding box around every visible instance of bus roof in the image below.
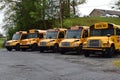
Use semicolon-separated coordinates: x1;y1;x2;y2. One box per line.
90;22;120;29
70;25;89;30
29;29;46;33
47;28;67;32
16;31;27;34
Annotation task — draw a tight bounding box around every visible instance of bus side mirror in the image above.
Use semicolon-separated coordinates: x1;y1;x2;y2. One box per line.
107;34;111;37
107;34;111;44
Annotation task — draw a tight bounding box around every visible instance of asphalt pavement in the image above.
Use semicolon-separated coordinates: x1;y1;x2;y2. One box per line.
0;49;120;80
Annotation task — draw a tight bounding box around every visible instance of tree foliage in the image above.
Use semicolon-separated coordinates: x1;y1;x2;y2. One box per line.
0;0;86;39
115;0;120;9
112;0;120;10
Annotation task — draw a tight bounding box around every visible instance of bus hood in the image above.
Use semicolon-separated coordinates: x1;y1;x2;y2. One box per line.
61;39;80;43
87;36;113;43
40;39;56;42
7;40;18;43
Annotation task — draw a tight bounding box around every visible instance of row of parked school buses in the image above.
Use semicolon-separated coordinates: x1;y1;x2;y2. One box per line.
5;22;120;58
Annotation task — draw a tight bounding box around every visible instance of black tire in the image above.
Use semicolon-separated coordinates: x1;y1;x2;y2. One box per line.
106;45;115;58
53;44;59;53
60;50;66;54
77;45;82;54
40;49;44;53
84;51;90;57
31;44;37;51
6;47;12;51
15;44;20;51
21;48;27;51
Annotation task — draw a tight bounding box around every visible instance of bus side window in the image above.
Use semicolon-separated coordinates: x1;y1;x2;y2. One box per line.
21;34;27;40
58;32;64;38
39;33;43;38
116;28;120;35
83;30;88;38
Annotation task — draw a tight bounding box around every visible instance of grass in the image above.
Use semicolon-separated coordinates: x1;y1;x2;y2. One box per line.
62;17;120;28
0;38;6;49
0;38;2;48
113;60;120;68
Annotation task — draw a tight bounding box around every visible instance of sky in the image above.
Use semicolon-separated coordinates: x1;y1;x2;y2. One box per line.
0;10;4;35
78;0;118;16
0;0;119;34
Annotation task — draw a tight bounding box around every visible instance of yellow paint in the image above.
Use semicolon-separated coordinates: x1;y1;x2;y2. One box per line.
83;22;120;54
94;22;108;29
59;26;89;53
39;28;67;49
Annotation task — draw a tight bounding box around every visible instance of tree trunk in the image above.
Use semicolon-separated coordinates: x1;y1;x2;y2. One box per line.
59;0;63;28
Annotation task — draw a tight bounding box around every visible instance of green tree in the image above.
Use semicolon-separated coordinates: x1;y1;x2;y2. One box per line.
0;0;86;38
112;0;120;10
115;0;120;9
0;0;46;38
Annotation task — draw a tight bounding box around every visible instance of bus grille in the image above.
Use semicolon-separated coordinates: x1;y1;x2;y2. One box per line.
61;42;70;47
88;40;101;47
40;42;46;46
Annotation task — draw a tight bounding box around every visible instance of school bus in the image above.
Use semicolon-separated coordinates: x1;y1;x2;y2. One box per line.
39;28;67;53
59;26;89;54
83;22;120;57
5;31;27;51
20;29;46;51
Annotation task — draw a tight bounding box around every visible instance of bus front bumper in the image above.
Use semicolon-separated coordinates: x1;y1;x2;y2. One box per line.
82;47;110;52
38;46;54;51
59;47;79;52
20;45;31;49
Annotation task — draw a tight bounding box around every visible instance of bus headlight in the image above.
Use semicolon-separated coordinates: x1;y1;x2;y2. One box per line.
103;43;109;47
20;43;22;45
27;42;31;45
83;42;87;47
48;42;54;46
73;43;79;47
5;42;10;46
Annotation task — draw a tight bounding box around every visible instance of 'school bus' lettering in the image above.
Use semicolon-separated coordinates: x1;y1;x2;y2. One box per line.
95;23;108;29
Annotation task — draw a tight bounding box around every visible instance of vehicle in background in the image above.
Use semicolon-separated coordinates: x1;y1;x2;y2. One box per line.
20;29;46;51
83;22;120;57
39;28;67;53
59;26;89;54
5;31;27;51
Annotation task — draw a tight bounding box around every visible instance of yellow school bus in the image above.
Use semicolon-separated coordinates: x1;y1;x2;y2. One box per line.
5;31;27;51
20;29;46;51
39;28;67;53
59;26;89;54
83;22;120;57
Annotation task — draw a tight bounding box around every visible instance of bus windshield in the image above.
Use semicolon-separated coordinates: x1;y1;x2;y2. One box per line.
66;30;82;39
90;28;114;36
12;33;21;40
27;33;38;38
46;31;58;39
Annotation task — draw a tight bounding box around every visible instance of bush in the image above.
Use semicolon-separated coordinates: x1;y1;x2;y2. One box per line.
0;38;7;48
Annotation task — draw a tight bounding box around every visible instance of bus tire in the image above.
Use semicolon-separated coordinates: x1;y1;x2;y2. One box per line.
21;49;27;51
106;45;115;58
84;51;90;57
31;44;37;51
15;44;20;51
77;45;82;54
53;44;59;53
6;47;12;51
60;50;66;54
40;49;44;53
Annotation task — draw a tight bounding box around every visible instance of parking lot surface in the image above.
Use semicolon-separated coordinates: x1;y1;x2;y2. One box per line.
0;49;120;80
